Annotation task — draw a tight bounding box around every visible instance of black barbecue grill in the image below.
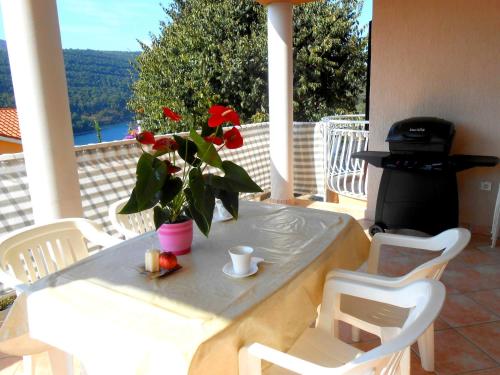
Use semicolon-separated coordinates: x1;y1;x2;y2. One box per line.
353;117;499;236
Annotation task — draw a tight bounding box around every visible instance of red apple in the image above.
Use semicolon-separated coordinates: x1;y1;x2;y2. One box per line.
159;252;178;270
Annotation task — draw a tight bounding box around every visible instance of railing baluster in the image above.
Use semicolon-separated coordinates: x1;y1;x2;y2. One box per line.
321;116;369;200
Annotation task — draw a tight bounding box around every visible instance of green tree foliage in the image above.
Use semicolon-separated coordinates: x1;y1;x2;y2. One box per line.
0;47;138;133
130;0;367;133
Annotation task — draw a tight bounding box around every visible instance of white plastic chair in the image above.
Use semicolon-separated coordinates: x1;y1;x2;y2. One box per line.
239;278;445;375
0;218;121;375
108;197;155;239
331;227;470;373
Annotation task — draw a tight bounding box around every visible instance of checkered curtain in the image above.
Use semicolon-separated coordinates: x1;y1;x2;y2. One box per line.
0;122;324;236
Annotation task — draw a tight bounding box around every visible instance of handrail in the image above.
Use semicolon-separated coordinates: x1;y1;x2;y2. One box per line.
321;116;370;200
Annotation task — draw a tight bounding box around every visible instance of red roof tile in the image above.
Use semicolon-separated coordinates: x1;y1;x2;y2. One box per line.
0;108;21;140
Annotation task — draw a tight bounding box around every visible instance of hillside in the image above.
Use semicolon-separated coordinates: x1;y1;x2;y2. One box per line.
0;43;138;133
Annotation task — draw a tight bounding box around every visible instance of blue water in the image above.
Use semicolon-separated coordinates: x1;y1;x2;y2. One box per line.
73;122;132;146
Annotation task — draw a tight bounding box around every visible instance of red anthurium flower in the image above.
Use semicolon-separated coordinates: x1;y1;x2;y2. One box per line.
136;131;155;145
162;107;182;122
223;127;243;149
165;160;181;174
208;105;240;128
153;137;179;152
204;135;224;145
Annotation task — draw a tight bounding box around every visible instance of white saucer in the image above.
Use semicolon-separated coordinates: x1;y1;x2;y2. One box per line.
223;257;263;278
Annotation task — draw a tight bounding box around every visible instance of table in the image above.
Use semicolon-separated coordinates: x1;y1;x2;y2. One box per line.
0;201;369;374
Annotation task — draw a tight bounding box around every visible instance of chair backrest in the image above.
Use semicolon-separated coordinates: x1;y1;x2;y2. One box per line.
0;219;104;284
108;198;155;239
318;279;445;375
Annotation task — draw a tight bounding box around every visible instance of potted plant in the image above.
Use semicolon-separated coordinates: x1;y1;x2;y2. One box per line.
119;105;262;255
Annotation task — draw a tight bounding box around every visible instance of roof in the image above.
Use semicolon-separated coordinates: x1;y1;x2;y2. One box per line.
0;108;21;140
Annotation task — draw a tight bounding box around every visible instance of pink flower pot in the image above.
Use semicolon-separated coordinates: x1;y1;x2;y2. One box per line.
157;220;193;256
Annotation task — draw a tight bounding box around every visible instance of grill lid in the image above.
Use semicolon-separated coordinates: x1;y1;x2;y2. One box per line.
386;117;455;155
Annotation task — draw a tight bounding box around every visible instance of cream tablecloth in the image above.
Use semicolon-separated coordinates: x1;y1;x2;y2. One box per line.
0;201;369;374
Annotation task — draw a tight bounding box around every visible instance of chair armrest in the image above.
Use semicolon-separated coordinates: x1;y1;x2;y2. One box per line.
113;226;139;240
77;220;122;248
0;271;29;294
87;230;122;248
239;343;326;375
367;232;443;274
326;269;406;288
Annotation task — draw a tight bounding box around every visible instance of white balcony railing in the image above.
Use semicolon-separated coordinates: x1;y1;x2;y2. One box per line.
321;115;369;200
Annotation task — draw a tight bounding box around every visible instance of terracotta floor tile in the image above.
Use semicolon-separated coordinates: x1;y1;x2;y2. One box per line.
469;235;493;248
337;321;379;344
411;350;436;375
433;329;496;375
378;254;431;277
440;294;499;327
350;339;380;352
0;357;22;375
380;244;440;260
460;368;500;374
450;249;500;268
435;317;451;331
440;264;500;293
467;289;500;316
457;322;500;363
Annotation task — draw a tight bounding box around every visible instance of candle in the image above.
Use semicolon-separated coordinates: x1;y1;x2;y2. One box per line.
145;249;160;272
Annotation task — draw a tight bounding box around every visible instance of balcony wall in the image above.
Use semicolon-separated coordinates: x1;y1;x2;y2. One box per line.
368;0;500;234
0;122;324;236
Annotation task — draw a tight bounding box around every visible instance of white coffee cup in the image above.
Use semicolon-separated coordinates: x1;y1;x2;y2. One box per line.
228;246;254;275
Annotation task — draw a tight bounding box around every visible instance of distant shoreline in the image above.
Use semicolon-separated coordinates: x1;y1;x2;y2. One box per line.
73;121;131;146
73;121;133;136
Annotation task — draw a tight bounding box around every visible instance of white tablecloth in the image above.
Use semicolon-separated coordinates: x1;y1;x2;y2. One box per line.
0;201;369;374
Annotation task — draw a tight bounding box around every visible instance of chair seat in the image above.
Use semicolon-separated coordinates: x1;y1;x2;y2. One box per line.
341;295;409;330
264;328;364;375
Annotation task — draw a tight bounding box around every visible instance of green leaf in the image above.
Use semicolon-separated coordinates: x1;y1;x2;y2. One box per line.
189;129;223;169
188;169;215;230
214;189;239;219
153;206;170;229
173;135;198;165
160;176;183;206
135;153;167;210
184;188;210;236
216;161;262;193
200;123;212;137
118;188;140;214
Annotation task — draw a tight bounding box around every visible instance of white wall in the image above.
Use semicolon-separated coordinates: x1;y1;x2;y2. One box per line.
368;0;500;233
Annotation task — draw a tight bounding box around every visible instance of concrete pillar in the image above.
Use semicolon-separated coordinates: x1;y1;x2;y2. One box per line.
267;2;294;203
0;0;83;222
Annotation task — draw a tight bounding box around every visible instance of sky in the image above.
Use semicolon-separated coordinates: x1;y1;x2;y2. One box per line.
0;0;372;52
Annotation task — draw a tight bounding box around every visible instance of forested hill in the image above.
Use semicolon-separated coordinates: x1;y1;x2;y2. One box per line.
0;42;138;133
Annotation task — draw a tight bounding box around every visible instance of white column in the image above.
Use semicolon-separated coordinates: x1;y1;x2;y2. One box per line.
267;2;294;203
1;0;83;222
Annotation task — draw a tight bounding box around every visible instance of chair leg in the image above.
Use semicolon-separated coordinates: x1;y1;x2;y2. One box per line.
399;347;410;375
239;346;261;375
333;319;340;338
351;326;361;342
417;323;435;371
22;355;35;375
48;347;74;375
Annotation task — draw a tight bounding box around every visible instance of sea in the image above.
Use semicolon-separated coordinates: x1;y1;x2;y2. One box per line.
73;122;132;146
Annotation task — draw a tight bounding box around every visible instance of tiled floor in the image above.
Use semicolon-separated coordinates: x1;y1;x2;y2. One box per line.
0;202;499;374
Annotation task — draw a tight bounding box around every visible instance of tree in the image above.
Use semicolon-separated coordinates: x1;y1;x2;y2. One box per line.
129;0;367;133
